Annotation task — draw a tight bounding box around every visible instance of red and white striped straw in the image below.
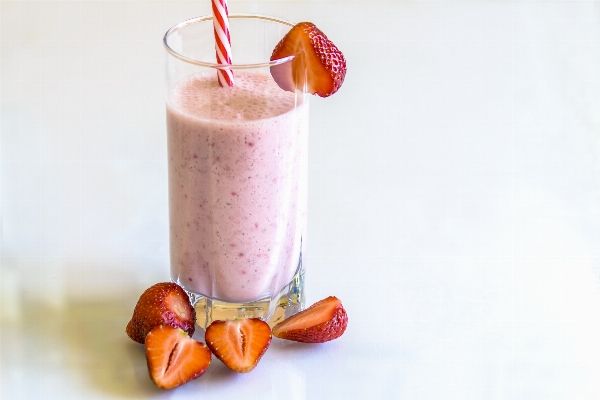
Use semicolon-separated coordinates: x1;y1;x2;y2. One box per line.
212;0;234;87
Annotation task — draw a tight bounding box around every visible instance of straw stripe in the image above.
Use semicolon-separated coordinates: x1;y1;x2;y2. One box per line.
212;0;233;86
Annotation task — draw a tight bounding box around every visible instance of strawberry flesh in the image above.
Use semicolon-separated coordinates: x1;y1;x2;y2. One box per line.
145;325;211;389
272;296;348;343
205;318;272;373
271;22;346;97
126;282;196;344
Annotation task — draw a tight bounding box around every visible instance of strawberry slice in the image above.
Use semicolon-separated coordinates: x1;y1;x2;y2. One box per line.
126;282;196;344
272;296;348;343
145;325;211;389
270;22;346;97
204;318;272;373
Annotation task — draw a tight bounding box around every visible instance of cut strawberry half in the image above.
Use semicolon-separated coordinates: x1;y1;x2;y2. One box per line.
205;318;272;373
126;282;196;344
270;22;346;97
145;325;211;390
272;296;348;343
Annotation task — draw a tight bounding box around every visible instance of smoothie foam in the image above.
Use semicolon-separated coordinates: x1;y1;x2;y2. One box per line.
167;71;307;303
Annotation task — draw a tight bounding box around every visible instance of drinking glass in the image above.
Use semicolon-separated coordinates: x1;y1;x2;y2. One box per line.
164;15;308;328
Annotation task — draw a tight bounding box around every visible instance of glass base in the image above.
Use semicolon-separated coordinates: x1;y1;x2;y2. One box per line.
178;267;305;329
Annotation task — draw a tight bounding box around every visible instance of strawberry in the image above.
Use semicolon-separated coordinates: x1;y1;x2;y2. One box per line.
204;318;272;373
270;22;346;97
272;296;347;343
126;282;195;344
145;325;211;389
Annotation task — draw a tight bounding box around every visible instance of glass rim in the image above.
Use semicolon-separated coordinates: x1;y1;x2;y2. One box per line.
163;13;296;70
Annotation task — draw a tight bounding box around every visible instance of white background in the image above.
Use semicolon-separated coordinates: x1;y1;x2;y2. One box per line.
3;1;600;398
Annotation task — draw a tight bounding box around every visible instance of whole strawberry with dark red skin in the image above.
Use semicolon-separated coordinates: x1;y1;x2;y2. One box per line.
126;282;196;344
271;22;346;97
272;296;347;343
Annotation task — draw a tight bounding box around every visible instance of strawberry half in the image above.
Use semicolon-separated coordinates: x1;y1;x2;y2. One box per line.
145;325;211;389
272;296;348;343
270;22;346;97
126;282;196;344
205;318;272;373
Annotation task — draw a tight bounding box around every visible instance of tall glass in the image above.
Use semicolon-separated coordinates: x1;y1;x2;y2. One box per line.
164;15;308;329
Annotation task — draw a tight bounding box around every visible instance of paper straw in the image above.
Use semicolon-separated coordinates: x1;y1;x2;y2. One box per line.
212;0;234;86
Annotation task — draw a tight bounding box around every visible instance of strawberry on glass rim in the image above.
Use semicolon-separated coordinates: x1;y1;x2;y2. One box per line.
270;22;346;97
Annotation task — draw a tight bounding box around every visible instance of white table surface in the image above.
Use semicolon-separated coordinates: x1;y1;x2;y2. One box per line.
3;1;600;399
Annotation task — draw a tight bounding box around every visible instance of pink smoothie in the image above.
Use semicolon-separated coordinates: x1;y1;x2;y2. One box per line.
167;71;308;303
